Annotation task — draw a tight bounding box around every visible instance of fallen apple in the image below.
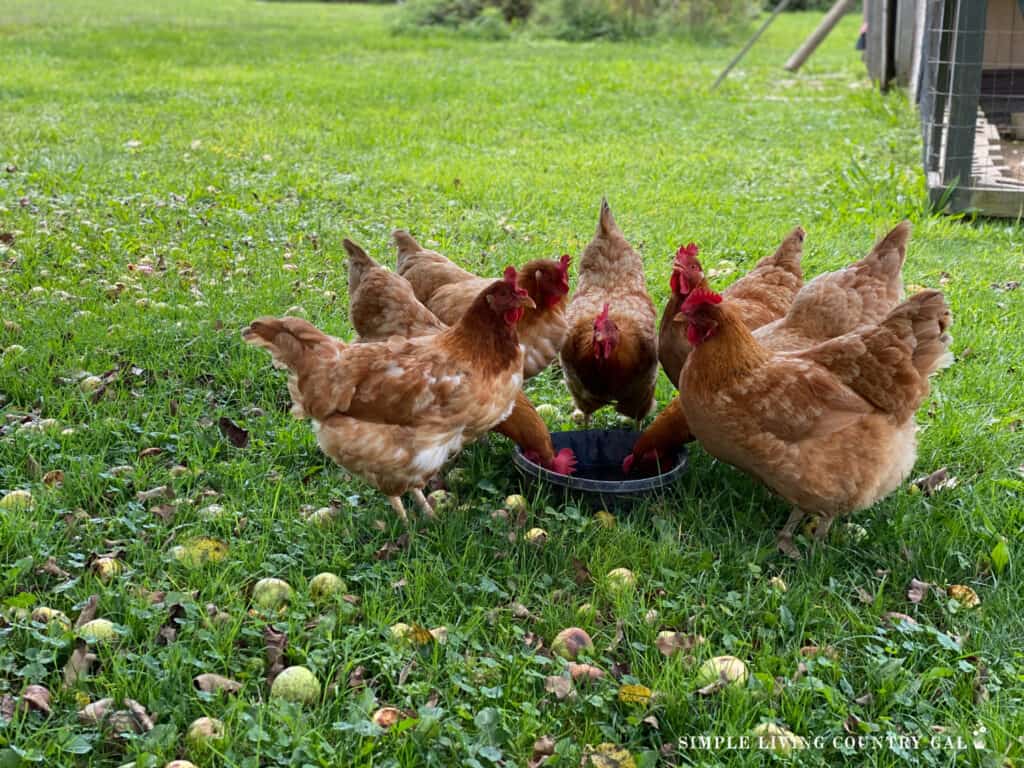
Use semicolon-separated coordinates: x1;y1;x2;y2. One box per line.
606;568;636;594
79;376;104;394
171;537;228;567
92;557;123;581
752;722;807;753
504;494;529;516
78;619;117;643
186;716;225;751
695;655;748;689
252;578;293;610
270;665;321;706
371;707;405;729
309;572;346;601
524;527;548;545
534;403;558;423
31;607;71;631
551;627;594;660
0;489;34;510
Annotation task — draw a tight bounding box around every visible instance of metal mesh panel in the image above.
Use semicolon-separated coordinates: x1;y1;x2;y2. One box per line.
918;0;1024;213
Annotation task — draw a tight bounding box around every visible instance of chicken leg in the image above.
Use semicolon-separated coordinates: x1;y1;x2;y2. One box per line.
776;507;807;560
411;488;437;520
388;496;410;526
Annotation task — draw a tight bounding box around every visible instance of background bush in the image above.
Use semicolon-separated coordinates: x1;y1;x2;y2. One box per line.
397;0;757;40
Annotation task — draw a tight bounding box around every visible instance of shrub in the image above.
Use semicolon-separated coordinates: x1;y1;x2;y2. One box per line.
396;0;756;40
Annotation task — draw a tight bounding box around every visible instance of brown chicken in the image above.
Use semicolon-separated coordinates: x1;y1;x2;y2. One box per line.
394;230;571;379
561;200;658;423
658;229;805;389
627;222;907;474
678;286;952;557
345;239;446;342
244;269;535;524
344;238;576;475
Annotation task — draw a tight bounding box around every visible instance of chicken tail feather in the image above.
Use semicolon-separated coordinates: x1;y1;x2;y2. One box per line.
243;317;347;419
344;238;378;296
392;229;422;270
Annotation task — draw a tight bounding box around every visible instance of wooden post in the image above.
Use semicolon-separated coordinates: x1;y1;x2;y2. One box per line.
711;0;793;90
784;0;856;72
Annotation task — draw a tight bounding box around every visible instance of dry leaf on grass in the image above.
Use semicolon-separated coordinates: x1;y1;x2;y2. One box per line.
21;685;51;716
544;675;574;700
264;626;288;687
63;640;97;687
218;417;249;448
907;578;931;604
655;631;704;657
193;673;243;694
912;467;958;495
74;595;99;628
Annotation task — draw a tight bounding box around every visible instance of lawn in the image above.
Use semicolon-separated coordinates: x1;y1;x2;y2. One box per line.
1;0;1023;765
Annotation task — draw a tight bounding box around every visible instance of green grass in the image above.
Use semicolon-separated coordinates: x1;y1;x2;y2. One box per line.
1;1;1023;766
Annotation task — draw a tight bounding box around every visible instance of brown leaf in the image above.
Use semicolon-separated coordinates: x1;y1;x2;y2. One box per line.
42;469;64;487
843;713;862;735
528;735;556;768
607;619;625;652
855;586;873;604
609;660;631;680
523;631;544;651
193;673;243;694
642;714;660;730
63;640;97;688
655;632;704;657
511;602;538;622
697;679;727;696
912;468;958;496
348;666;369;690
36;556;70;580
568;662;605;682
799;645;839;660
374;534;410;561
218;417;249;448
138;447;163;460
74;595;99;628
391;578;407;591
973;662;990;704
854;692;874;706
544;675;575;700
264;626;288;687
122;699;155;732
137;485;174;503
571;558;592;586
156;602;186;645
20;685;51;716
78;698;114;725
907;578;931;604
151;503;175;522
398;658;417;686
26;454;41;479
0;232;14;246
883;611;918;626
0;695;14;723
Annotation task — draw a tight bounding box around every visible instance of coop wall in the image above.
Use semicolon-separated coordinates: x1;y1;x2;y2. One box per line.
983;0;1024;69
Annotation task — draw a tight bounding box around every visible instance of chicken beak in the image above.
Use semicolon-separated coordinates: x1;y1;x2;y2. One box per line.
519;295;537;309
672;311;687;323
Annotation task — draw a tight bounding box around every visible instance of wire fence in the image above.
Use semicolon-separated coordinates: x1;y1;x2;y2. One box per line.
918;0;1024;199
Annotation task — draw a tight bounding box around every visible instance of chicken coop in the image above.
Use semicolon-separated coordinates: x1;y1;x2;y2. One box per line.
864;0;1024;216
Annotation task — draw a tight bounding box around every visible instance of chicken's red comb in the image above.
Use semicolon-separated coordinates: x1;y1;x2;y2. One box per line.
558;253;572;273
503;265;518;284
680;288;723;315
596;302;611;324
674;243;700;265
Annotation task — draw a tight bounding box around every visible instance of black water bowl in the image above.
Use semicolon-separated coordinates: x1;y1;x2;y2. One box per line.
512;429;688;508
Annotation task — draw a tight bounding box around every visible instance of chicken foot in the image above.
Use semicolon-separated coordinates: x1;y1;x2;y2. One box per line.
776;507;807;560
411;488;437;520
388;496;411;526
